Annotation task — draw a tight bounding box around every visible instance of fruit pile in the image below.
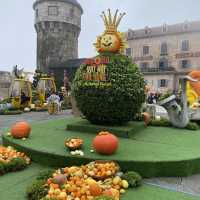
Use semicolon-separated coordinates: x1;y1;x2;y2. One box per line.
65;138;84;150
0;146;31;175
0;146;30;164
45;161;129;200
83;161;119;179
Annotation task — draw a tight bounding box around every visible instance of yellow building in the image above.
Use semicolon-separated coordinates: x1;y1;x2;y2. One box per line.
126;20;200;93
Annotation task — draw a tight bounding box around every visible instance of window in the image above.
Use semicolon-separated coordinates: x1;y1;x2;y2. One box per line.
126;48;132;57
181;60;191;68
48;6;58;16
162;24;167;32
143;45;149;55
183;21;189;31
181;40;189;51
158;79;168;87
160;42;168;55
70;7;74;18
140;62;149;70
128;30;134;38
159;58;168;70
36;9;39;18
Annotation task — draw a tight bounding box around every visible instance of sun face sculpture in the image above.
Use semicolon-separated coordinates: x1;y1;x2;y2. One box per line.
95;9;126;54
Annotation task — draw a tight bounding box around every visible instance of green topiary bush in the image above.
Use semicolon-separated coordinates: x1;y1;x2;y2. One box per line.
72;53;146;125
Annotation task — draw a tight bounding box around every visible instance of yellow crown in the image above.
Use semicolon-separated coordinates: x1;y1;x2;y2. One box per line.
101;9;126;34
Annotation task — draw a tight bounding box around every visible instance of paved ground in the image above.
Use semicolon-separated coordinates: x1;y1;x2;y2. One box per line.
0;110;200;197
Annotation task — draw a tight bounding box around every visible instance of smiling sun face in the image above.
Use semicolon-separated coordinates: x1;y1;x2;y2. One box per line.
98;33;121;53
100;34;120;52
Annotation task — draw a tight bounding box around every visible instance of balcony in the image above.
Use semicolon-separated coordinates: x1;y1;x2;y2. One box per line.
140;67;175;73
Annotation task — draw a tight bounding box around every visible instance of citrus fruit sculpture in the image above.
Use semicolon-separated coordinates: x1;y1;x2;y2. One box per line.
72;9;145;125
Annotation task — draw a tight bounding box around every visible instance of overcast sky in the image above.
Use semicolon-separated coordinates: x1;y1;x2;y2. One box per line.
0;0;200;72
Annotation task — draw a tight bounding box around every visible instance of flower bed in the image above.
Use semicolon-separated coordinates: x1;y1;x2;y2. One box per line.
26;161;142;200
0;146;31;175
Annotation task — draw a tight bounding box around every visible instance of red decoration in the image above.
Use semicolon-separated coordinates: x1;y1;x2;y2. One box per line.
83;57;109;65
92;131;119;155
11;121;31;139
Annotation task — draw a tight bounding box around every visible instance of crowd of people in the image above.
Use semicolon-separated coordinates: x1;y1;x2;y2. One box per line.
147;93;161;104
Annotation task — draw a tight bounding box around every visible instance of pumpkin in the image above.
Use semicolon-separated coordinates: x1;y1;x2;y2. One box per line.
52;174;66;185
189;71;200;96
142;112;151;126
89;182;102;196
11;121;31;139
92;132;119;155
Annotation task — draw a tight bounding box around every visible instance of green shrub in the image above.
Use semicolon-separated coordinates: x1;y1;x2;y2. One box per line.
0;162;5;175
26;169;54;200
5;157;27;172
26;179;49;200
36;169;55;181
158;90;173;102
186;122;199;130
0;157;28;175
3;110;23;115
150;118;171;127
72;53;145;125
122;171;142;187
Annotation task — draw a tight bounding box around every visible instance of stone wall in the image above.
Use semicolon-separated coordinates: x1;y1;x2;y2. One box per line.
35;22;80;73
33;0;82;73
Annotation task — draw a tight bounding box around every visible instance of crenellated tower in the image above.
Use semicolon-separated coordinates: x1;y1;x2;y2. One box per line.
33;0;83;73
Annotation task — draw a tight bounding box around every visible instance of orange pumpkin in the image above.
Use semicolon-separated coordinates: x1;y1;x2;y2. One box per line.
189;71;200;96
11;121;31;139
89;183;102;196
92;132;119;155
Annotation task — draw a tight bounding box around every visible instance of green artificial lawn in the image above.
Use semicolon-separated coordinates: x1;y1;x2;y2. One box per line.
0;162;199;200
67;118;144;138
0;163;49;200
3;117;200;177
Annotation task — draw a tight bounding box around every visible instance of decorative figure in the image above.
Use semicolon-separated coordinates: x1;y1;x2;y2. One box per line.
72;9;145;124
12;65;24;79
94;9;126;54
159;76;198;128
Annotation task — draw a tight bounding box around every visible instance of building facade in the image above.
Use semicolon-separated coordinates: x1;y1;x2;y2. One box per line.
0;71;11;99
126;21;200;93
33;0;83;73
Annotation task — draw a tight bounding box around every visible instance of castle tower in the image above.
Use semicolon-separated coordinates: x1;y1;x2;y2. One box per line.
33;0;83;73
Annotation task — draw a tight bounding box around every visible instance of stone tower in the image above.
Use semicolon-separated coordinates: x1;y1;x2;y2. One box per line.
33;0;83;73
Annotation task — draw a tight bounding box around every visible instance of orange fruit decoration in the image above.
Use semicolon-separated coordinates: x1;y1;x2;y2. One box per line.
92;131;119;155
89;182;102;196
142;112;151;126
189;71;200;96
11;121;31;139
